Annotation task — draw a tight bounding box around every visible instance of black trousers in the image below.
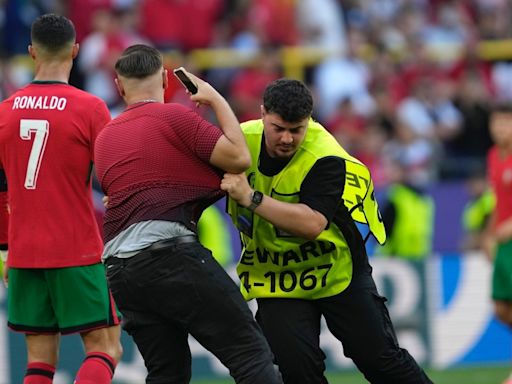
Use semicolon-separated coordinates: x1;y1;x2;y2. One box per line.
256;271;433;384
105;237;281;384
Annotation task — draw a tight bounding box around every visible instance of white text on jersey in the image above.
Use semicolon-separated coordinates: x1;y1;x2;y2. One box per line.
12;96;67;111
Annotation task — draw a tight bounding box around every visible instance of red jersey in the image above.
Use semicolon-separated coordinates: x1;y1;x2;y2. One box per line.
95;102;224;243
0;82;110;268
487;145;512;226
0;170;7;246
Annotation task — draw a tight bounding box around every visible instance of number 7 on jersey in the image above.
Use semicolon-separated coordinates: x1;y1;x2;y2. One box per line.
19;119;49;189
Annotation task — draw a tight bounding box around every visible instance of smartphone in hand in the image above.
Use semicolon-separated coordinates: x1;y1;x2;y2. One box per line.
173;67;198;94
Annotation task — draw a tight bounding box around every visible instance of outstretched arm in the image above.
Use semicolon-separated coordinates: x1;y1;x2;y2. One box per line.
185;70;251;173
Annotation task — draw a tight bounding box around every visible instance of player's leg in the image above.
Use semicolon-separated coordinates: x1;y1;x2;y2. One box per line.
182;243;282;384
7;268;60;383
48;264;122;384
256;298;327;384
492;240;512;327
494;300;512;326
24;334;59;384
76;325;122;384
491;240;512;384
320;275;432;384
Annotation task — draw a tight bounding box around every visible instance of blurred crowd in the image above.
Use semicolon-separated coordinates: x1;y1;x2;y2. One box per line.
1;0;511;189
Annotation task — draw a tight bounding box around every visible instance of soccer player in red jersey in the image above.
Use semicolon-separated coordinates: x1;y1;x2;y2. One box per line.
484;105;512;384
95;44;281;383
0;170;8;274
0;14;122;384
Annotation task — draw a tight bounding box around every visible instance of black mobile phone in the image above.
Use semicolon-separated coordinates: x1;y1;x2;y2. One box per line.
173;67;198;94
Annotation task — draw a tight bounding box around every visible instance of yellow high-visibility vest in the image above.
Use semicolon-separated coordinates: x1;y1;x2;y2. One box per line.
228;119;386;300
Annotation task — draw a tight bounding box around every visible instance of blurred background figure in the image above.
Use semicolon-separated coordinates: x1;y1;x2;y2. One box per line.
377;155;435;260
296;0;346;57
461;168;495;252
325;97;367;154
78;6;147;110
227;47;281;121
138;0;226;51
483;104;512;384
382;115;438;188
312;27;375;121
444;44;494;178
197;204;234;268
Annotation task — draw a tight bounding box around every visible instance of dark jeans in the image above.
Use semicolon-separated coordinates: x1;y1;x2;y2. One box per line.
256;272;433;384
105;238;281;384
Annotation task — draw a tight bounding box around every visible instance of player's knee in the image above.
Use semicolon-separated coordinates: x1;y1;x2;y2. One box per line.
110;339;123;362
103;326;123;362
81;325;123;362
494;304;512;327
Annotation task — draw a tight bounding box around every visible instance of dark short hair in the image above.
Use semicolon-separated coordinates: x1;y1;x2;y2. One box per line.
492;102;512;113
263;79;313;123
31;14;76;52
115;44;163;79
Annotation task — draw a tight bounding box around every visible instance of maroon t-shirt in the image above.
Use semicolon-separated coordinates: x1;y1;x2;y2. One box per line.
94;101;224;242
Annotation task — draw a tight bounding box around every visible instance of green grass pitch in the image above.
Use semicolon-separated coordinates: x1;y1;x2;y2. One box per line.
189;365;511;384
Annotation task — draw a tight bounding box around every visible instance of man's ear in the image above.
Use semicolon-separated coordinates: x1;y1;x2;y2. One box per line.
162;69;168;90
71;43;79;59
28;45;35;60
260;105;266;117
115;78;125;97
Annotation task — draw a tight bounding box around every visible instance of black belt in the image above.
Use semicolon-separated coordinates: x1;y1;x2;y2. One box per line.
106;235;198;266
145;235;198;252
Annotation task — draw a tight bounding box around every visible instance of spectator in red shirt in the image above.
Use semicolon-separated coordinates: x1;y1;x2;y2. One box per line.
229;49;281;122
447;39;496;98
138;0;225;51
79;7;148;108
247;0;298;46
65;0;113;43
326;97;367;153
